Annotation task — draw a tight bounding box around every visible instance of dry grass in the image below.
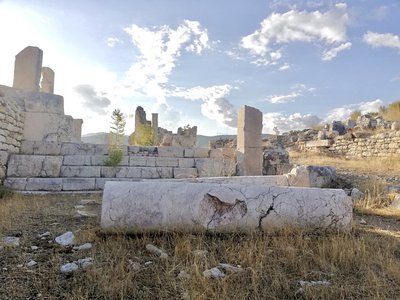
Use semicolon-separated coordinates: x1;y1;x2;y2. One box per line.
1;192;400;299
289;152;400;178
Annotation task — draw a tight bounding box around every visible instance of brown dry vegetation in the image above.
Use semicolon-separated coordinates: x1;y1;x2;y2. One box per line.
0;188;399;299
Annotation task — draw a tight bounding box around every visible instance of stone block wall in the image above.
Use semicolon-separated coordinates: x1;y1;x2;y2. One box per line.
4;141;237;191
0;95;25;182
327;131;400;157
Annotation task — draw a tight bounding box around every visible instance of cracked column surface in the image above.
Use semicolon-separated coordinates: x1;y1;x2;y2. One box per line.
101;181;352;232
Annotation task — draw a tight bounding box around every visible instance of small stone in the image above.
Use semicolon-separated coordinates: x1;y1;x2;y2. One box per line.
218;263;243;273
1;236;20;247
80;199;97;205
73;243;92;251
144;261;153;267
146;244;168;258
74;205;85;209
75;257;93;269
350;188;364;200
37;231;50;238
203;267;225;279
26;260;37;268
76;210;97;217
359;219;367;225
299;280;331;287
177;270;191;280
55;231;74;246
60;262;79;273
128;260;141;271
31;246;39;251
17;264;23;268
266;249;274;255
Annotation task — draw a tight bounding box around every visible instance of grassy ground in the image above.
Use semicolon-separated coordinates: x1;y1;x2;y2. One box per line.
0;189;399;299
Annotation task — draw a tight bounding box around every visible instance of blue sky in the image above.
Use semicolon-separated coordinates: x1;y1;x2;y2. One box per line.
0;0;399;135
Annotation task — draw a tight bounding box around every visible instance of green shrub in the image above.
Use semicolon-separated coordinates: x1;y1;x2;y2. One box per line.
0;185;14;199
104;148;123;167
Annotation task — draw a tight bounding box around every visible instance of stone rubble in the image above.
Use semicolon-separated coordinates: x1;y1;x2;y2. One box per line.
145;244;169;258
55;231;74;246
203;267;225;279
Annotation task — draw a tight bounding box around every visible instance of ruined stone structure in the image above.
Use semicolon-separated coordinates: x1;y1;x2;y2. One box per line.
237;105;263;176
0;46;83;183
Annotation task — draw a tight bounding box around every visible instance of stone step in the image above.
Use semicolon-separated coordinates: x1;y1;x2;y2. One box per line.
4;177;144;191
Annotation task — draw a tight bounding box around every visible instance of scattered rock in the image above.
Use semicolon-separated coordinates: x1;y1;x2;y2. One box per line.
1;236;20;247
26;260;37;268
76;210;97;217
218;263;243;273
74;205;85;209
31;246;39;251
60;262;79;274
16;264;23;268
350;188;364;200
55;231;74;246
144;261;153;267
80;199;97;205
203;267;225;279
389;194;400;209
128;260;141;271
296;280;331;295
37;231;50;239
359;219;367;225
145;244;168;258
76;257;93;269
266;249;274;255
73;243;92;251
177;270;191;280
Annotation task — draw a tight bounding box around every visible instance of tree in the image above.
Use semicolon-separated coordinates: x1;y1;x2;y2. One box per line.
105;109;126;167
129;124;159;146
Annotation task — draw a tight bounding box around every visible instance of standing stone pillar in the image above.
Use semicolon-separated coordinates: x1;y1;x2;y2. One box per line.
40;67;55;94
13;46;43;92
236;105;263;176
152;113;159;139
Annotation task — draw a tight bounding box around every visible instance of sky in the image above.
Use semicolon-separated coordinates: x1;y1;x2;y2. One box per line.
0;0;399;136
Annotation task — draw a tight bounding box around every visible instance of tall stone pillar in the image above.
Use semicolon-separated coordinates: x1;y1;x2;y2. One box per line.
236;105;263;176
152;113;158;137
13;46;43;92
40;67;55;94
135;106;147;132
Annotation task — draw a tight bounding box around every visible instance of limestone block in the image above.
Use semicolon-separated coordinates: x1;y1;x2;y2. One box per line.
287;166;337;188
13;46;43;91
236;147;262;176
100;155;129;166
115;167;141;178
24;91;64;114
155;157;179;167
0;165;5;181
178;158;195;168
61;143;94;155
100;167;119;178
195;158;232;177
26;178;62;191
61;166;100;178
0;150;9;165
210;149;223;159
305;140;332;148
62;178;95;191
184;148;194;158
141;167;173;179
32;141;62;155
40;67;54;94
95;178;140;190
72;119;83;142
3;177;28;190
7;155;62;177
24;113;80;142
130;156;156;167
94;144;109;155
63;155;92;166
101;182;352;232
193;148;210;158
173;168;198;179
157;147;184;157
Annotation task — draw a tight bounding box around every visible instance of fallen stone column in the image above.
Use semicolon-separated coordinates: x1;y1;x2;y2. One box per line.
101;182;352;232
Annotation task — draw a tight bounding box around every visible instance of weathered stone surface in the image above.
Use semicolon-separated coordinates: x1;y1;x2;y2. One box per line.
115;167;141;178
155;157;178;167
173;168;197;179
286;166;336;188
305;140;332;148
195;158;227;177
193;148;210;158
7;155;62;177
130;156;156;167
62;178;95;191
101;182;352;232
95;178;139;190
178;158;195;168
3;177;28;190
141;167;173;179
23;92;64;114
61;166;100;178
13;46;43;91
157;147;184;157
237;106;263;176
26;178;62;191
63;155;92;166
40;67;54;94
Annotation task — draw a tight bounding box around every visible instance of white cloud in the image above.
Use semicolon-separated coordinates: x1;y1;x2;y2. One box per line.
107;37;122;47
325;99;384;122
74;84;111;115
322;42;352;61
263;112;322;133
363;31;400;49
241;3;350;63
265;83;315;104
279;63;290;71
169;84;237;127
